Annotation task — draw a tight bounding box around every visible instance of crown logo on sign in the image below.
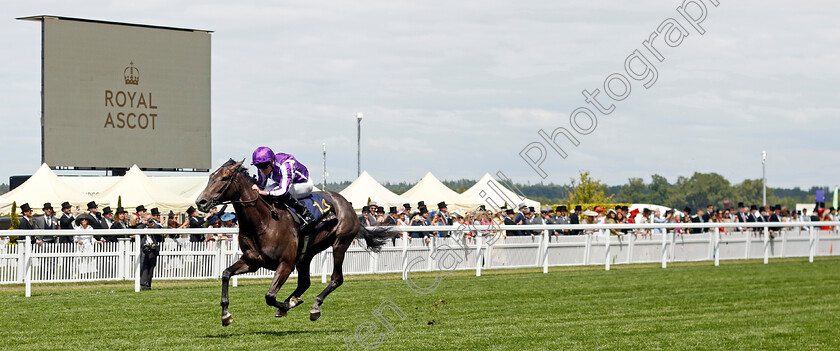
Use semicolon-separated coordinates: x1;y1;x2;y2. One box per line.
124;62;140;85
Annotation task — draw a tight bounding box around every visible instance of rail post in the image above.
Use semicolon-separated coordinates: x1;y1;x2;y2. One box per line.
542;229;549;273
475;233;484;277
134;234;142;292
714;228;720;267
232;234;239;287
808;225;815;263
584;233;591;265
24;237;32;297
605;234;611;271
400;231;408;281
661;229;667;269
321;246;331;284
763;225;770;264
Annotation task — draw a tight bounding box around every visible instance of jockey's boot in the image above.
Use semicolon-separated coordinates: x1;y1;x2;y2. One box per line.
288;199;316;228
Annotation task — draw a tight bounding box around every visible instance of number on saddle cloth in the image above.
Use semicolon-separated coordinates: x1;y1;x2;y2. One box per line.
294;193;334;223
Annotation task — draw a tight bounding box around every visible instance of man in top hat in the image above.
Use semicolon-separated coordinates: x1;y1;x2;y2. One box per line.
33;202;58;245
374;206;386;225
403;203;412;213
57;202;76;243
503;209;519;236
538;207;556;240
359;206;370;227
17;203;34;244
409;206;430;238
131;205;148;229
111;207;129;231
139;208;165;290
436;202;452;237
570;205;582;235
87;201;102;223
382;206;399;226
368;201;378;215
515;203;529;226
185;206;206;242
553;205;570;236
769;205;782;234
97;207;117;242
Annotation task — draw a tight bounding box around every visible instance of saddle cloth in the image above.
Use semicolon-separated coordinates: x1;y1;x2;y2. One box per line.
291;193;336;226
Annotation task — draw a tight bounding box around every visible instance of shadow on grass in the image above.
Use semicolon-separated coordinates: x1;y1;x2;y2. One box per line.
205;329;347;338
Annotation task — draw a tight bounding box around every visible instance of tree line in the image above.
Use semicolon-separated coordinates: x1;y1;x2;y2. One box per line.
322;171;828;210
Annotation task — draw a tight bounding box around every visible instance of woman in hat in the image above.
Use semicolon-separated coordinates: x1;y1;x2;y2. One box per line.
250;146;315;226
73;213;101;275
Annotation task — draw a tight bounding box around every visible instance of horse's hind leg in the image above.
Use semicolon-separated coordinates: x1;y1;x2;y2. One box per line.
221;259;257;326
276;255;314;317
310;243;349;321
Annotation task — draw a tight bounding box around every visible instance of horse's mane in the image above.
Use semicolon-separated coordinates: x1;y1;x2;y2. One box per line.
222;158;258;185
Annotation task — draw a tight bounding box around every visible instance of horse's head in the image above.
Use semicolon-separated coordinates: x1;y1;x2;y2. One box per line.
196;159;246;212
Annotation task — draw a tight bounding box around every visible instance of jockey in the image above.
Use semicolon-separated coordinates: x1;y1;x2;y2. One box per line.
251;146;316;227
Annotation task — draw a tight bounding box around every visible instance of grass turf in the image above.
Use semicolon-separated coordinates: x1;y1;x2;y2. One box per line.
2;257;839;350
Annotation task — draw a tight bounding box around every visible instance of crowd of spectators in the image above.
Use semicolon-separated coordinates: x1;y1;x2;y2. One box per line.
7;201;238;245
359;200;840;241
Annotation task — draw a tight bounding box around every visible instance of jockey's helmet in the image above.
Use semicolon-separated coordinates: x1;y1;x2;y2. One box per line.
252;146;275;165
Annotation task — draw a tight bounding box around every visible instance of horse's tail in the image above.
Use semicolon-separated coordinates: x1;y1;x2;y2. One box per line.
358;225;398;253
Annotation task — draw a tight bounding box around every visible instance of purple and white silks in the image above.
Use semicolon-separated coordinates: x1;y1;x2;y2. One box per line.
256;153;311;198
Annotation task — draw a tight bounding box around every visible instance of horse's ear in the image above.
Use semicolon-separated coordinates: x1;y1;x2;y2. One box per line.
234;159;245;169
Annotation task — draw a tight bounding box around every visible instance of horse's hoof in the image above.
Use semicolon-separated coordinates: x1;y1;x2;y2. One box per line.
289;296;304;309
222;313;233;326
310;309;321;321
275;309;287;318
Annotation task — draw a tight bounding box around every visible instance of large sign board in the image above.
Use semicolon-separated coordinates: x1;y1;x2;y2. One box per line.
20;16;212;170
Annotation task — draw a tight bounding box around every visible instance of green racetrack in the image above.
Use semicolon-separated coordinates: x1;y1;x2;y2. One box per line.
3;257;839;350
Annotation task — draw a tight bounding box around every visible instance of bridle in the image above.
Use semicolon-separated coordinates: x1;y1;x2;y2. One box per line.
209;164;270;209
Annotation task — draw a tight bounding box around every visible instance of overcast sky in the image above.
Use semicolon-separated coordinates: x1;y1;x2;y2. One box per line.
1;1;838;190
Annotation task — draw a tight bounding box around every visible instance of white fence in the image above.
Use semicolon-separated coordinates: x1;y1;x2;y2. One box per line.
2;222;839;297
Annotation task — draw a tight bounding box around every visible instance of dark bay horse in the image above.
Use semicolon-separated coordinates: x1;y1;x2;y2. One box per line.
196;159;396;326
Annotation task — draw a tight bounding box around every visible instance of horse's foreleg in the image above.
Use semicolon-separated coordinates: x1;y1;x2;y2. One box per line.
265;260;294;311
221;259;256;326
283;255;314;310
310;244;348;321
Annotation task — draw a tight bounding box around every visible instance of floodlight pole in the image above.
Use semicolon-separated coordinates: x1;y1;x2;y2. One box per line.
762;150;767;206
356;113;363;177
322;143;327;191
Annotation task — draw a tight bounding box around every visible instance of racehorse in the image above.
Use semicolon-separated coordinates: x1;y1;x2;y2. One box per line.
195;159;396;326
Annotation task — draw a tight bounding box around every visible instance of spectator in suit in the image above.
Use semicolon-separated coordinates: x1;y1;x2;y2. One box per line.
167;211;179;229
382;207;398;226
570;205;582;235
131;205;148;228
98;207;116;241
409;207;430;239
13;203;34;244
184;206;205;242
58;202;76;243
359;206;372;227
703;205;714;222
554;206;570;236
33;202;58;245
87;201;102;226
515;203;528;226
111;207;129;231
503;209;518;237
139;208;164;290
375;207;386;224
769;205;782;234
